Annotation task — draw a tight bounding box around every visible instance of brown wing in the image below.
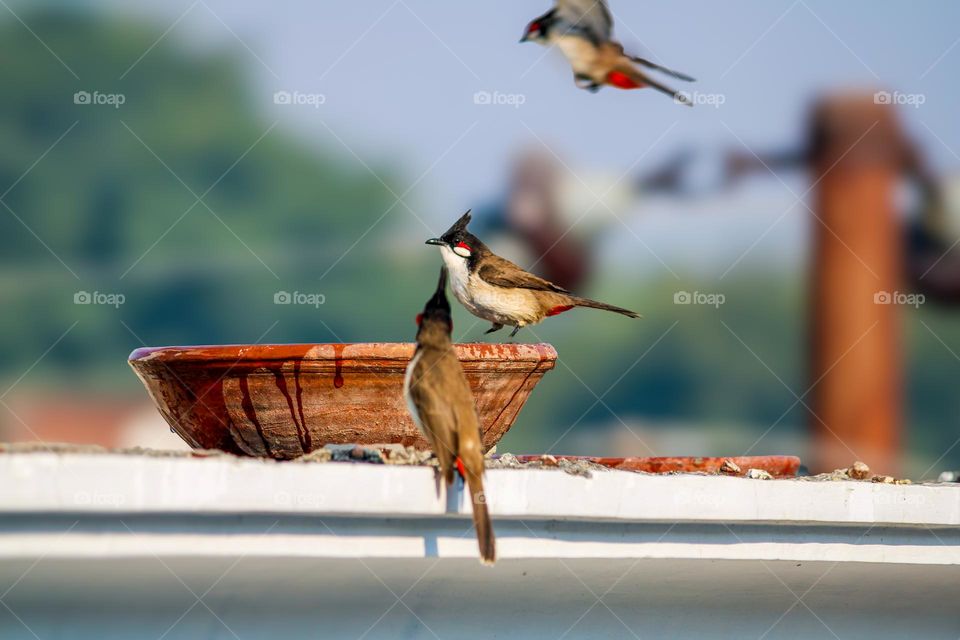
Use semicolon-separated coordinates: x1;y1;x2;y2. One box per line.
408;348;478;485
556;0;613;43
478;255;570;294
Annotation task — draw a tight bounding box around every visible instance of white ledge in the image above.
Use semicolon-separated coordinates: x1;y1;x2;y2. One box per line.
3;452;960;639
0;451;957;527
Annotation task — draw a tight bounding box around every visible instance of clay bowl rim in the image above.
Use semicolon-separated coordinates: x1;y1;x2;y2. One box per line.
128;343;559;368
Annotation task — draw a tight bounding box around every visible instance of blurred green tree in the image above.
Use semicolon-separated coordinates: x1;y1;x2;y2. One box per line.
0;9;404;377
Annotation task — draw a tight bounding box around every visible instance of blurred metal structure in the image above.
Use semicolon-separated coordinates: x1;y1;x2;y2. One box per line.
504;150;590;290
908;171;960;303
723;93;933;474
808;95;908;474
472;150;589;291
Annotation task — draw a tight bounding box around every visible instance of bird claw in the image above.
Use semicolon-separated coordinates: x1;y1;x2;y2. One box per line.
484;323;504;335
575;75;601;92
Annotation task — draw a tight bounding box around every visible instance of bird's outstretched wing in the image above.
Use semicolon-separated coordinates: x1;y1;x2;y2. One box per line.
555;0;613;44
478;255;570;293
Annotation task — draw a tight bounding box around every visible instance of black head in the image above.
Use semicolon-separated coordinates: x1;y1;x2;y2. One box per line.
520;11;553;43
425;210;482;261
415;266;453;340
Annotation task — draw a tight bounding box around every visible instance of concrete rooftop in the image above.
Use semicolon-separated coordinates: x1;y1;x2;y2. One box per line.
1;450;959;639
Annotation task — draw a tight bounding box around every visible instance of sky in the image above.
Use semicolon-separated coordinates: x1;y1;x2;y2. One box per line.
49;0;960;274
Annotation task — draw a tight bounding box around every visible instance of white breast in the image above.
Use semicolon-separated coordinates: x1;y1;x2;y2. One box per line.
439;246;541;327
440;245;473;306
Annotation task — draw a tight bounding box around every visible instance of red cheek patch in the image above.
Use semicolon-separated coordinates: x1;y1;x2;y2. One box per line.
416;313;423;326
606;71;642;89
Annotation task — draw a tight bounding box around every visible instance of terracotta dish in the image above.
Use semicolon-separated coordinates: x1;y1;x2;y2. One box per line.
129;343;557;459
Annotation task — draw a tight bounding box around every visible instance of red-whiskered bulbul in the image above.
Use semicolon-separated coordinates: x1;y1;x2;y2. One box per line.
426;211;640;338
520;0;695;104
403;267;496;565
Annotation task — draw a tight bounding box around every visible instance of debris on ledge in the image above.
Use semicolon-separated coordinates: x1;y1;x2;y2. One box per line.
796;460;913;484
746;468;774;480
486;452;609;478
0;444;942;484
719;459;741;475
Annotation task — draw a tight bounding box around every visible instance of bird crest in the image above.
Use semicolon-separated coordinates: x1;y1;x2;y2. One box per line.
441;210;472;241
416;266;452;331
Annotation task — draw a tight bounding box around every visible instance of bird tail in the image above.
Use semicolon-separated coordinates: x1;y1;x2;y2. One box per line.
462;452;496;565
573;296;641;318
628;55;696;83
609;65;693;107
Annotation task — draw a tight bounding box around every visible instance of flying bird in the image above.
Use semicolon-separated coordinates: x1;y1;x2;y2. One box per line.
426;211;640;338
403;267;496;565
520;0;695;104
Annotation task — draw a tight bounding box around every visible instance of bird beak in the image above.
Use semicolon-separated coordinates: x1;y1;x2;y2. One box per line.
519;34;529;43
425;238;444;246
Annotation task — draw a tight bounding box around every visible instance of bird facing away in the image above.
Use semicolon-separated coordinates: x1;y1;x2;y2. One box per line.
426;211;640;338
403;267;495;565
520;0;695;104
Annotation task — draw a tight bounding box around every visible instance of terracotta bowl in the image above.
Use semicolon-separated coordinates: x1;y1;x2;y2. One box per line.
129;343;557;459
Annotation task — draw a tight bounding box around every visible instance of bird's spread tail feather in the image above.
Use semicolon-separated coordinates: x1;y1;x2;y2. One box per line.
573;297;641;318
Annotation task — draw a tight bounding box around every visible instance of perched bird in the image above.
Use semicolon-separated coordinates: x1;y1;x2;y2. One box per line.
426;211;640;338
403;267;496;565
520;0;695;104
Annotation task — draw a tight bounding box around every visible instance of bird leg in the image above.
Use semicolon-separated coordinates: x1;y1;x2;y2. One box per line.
509;326;521;338
484;323;504;335
574;73;601;93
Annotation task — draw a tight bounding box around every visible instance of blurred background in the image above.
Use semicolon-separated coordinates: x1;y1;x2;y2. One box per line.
1;0;958;477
